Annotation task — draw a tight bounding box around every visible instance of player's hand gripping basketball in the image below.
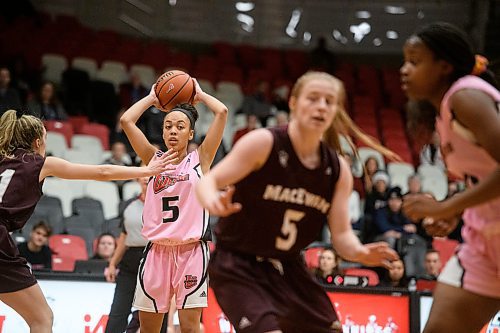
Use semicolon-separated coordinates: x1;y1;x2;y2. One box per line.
148;84;164;111
422;216;460;237
191;78;204;105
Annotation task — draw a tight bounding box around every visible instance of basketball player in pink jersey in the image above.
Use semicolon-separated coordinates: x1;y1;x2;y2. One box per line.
0;110;175;333
400;22;500;333
196;71;399;333
120;79;227;333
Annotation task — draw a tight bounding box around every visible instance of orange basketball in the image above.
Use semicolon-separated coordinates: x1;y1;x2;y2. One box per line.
154;70;195;111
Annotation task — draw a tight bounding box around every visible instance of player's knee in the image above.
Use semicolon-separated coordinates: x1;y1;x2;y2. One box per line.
29;307;53;330
179;319;201;333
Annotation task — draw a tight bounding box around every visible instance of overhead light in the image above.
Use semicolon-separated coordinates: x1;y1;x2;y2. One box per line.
386;30;398;39
235;2;255;12
355;10;371;19
385;5;406;14
285;8;302;38
373;38;382;46
350;22;371;43
303;31;311;44
168;0;176;5
417;10;425;19
237;13;254;32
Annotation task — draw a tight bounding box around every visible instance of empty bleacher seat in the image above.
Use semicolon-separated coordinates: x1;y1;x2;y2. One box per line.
46;131;68;158
83;181;120;219
41;53;68;84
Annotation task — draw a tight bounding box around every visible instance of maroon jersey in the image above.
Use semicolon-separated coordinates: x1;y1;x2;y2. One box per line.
215;126;340;259
0;149;45;231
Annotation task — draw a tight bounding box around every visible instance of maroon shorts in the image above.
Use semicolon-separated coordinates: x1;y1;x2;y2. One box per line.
209;248;340;333
0;225;37;293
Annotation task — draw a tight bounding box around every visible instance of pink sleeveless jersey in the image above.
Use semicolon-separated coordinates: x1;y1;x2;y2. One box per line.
437;75;500;236
142;150;209;245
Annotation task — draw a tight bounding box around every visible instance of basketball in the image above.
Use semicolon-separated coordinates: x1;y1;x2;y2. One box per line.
154;70;195;111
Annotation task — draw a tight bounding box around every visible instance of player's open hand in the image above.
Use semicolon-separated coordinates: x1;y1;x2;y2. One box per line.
146;149;178;175
206;186;242;217
360;242;399;270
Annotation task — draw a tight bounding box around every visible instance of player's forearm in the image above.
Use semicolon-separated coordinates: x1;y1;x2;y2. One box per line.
331;231;368;263
199;92;228;116
443;168;500;216
120;95;154;125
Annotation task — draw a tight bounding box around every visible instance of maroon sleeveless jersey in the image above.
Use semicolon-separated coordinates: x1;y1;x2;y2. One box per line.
0;149;45;231
215;127;340;259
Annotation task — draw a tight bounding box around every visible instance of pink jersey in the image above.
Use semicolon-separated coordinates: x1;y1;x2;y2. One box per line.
438;76;500;232
142;150;209;245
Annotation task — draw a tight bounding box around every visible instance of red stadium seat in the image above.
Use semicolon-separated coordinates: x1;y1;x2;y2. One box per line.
49;234;88;261
44;121;74;147
344;268;380;286
68;115;89;134
79;123;110;150
52;255;77;272
303;246;326;270
432;238;459;267
416;279;437;291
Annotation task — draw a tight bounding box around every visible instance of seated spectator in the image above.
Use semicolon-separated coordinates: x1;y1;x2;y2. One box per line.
104;141;132;166
274;110;289;127
420;248;442;280
27;81;68;120
92;233;117;261
362;156;380;195
364;171;390;217
17;221;53;271
119;70;148;109
405;174;422;195
233;114;258;146
240;80;274;127
0;67;22;115
378;259;408;288
313;248;344;284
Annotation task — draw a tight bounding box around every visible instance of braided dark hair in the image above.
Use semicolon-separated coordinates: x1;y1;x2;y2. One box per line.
416;22;498;87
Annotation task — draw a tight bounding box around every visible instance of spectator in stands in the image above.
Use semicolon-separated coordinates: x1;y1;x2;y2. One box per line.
275;110;289;126
92;233;117;261
0;67;22;115
379;259;408;288
373;187;415;248
104;141;132;167
17;221;52;271
104;141;133;199
364;171;390;217
119;71;148;109
240;80;274;127
313;248;344;284
232;113;258;146
27;81;68;121
420;248;442;280
406;174;422;195
363;156;380;194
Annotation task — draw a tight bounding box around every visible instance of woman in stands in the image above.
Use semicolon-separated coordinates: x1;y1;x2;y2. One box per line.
401;22;500;333
0;110;175;333
120;79;227;333
196;71;399;333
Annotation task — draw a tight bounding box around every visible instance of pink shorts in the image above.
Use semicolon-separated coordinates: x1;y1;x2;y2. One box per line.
439;239;500;299
133;241;210;313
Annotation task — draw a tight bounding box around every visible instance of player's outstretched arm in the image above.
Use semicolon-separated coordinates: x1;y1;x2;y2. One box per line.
196;129;273;216
40;150;177;182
